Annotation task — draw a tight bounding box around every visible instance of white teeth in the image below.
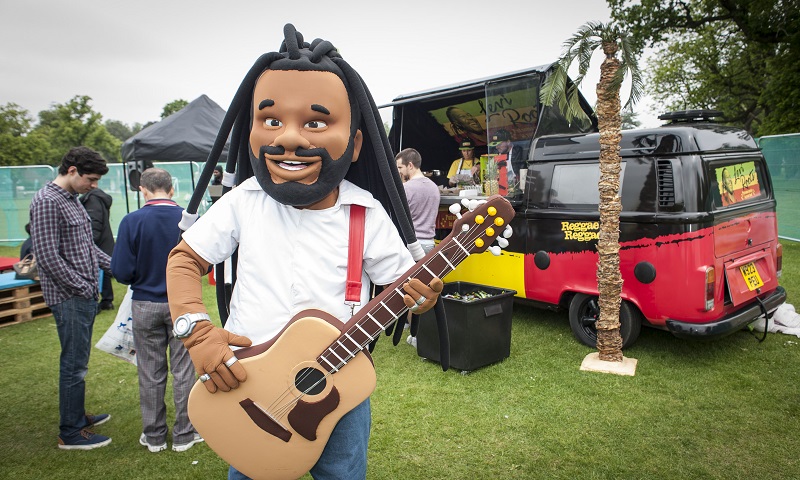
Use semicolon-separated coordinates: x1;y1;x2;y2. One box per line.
278;161;308;171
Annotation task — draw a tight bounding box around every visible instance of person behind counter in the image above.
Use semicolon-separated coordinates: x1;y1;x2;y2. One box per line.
447;139;481;187
489;129;523;186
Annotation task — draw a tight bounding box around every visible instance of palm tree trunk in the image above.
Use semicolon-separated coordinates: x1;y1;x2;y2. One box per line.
595;40;624;362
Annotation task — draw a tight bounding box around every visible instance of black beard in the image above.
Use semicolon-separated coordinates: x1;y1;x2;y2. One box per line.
249;140;356;207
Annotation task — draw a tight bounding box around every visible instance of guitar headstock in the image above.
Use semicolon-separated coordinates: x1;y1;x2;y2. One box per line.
447;195;515;256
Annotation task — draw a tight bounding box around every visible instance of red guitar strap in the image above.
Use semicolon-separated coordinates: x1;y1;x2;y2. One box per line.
345;204;366;309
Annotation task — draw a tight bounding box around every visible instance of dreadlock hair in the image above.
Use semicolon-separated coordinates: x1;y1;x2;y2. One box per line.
187;23;415;246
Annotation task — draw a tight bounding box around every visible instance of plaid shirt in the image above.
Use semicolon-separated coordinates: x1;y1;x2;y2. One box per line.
30;181;111;306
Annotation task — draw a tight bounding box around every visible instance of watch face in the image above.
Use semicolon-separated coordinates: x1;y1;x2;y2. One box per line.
175;317;190;335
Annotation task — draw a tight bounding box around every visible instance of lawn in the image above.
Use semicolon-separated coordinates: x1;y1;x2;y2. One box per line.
1;242;798;479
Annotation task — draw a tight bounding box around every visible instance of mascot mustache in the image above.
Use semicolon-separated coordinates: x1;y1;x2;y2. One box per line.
250;140;356;207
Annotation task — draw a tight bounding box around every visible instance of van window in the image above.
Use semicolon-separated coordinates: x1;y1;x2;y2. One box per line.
711;160;767;209
550;163;626;209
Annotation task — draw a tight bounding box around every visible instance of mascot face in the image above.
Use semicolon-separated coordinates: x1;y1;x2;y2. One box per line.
249;69;363;208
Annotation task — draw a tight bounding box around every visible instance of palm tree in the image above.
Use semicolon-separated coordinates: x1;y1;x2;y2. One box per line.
540;21;643;362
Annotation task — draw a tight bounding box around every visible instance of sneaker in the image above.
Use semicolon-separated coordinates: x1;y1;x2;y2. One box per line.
58;429;112;450
172;433;204;452
139;433;167;453
85;413;110;427
406;334;417;348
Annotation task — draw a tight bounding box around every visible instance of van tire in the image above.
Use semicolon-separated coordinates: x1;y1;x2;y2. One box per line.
568;293;642;348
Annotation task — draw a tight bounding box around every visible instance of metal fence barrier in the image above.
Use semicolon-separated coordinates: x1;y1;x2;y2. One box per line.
759;133;800;242
0;162;211;247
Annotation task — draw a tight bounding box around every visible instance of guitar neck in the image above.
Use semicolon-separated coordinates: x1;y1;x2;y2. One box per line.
316;195;512;375
315;238;457;374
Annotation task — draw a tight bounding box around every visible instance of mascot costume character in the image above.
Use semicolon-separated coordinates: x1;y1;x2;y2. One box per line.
166;24;513;480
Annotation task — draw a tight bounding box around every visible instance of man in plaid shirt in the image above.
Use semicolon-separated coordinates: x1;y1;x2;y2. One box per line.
30;146;113;450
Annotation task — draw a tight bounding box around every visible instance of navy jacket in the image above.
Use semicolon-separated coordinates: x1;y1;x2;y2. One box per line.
111;199;183;303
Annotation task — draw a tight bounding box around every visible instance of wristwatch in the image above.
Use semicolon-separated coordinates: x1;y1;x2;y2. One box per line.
173;313;211;339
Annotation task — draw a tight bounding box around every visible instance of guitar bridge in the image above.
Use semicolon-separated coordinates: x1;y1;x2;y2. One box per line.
239;398;292;443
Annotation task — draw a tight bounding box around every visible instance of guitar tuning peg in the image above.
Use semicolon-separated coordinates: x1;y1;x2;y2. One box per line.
448;202;462;219
497;237;509;248
488;246;502;256
503;226;513;238
467;199;480;211
460;198;471;209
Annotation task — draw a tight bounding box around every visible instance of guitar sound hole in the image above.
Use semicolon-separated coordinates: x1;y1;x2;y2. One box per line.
295;368;326;395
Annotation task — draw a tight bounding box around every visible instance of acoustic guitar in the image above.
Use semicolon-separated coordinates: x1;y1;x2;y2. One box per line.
187;195;515;480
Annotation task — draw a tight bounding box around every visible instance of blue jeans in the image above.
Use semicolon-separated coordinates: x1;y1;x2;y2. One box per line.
51;296;98;438
228;398;371;480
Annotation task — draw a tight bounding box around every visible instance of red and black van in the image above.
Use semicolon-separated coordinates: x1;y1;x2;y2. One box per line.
385;67;786;347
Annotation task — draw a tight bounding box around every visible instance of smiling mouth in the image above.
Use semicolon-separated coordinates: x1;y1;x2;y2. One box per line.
274;159;312;171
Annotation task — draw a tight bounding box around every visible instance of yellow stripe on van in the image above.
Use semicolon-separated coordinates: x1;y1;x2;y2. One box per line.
444;250;526;297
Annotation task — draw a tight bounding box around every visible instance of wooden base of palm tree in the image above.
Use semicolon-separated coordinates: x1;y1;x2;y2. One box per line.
580;352;637;376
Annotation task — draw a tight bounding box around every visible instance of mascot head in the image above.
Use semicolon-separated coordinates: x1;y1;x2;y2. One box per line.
188;23;417;268
198;23;410;224
247;32;363;208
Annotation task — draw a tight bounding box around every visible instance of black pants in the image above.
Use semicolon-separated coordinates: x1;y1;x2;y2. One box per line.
101;273;113;303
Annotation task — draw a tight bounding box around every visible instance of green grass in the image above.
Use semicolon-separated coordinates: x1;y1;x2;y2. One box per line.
1;242;799;479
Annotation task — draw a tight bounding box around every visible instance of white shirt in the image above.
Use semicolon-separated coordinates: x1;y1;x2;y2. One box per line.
182;177;414;345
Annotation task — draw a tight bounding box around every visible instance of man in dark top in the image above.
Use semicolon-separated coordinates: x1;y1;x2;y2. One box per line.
80;187;115;310
212;165;223;185
489;129;525;191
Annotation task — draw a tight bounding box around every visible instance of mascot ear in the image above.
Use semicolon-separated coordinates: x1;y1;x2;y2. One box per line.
352;129;363;163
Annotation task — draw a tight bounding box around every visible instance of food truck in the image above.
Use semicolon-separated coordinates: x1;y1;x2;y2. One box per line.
382;66;786;347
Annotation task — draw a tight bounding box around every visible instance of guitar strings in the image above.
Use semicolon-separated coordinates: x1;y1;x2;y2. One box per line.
265;216;495;420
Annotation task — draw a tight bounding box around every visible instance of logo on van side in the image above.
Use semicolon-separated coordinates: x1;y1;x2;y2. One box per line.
561;221;599;241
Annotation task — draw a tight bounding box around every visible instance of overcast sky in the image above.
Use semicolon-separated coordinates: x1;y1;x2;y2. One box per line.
0;0;659;129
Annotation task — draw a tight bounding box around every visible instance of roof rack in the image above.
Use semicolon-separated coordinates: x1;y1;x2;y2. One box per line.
658;110;723;123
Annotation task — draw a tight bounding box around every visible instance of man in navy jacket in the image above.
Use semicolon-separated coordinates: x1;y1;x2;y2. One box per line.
111;167;203;453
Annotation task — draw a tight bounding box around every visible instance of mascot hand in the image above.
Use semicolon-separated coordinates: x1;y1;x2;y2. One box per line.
181;322;252;394
402;276;443;315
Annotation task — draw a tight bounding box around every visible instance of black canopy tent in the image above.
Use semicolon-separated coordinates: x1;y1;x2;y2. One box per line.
120;94;230;210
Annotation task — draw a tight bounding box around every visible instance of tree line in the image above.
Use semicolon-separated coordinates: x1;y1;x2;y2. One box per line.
0;96;188;167
609;0;799;136
2;0;798;167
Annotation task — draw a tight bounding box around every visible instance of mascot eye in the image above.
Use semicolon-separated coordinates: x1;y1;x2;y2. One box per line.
263;118;283;128
304;120;327;130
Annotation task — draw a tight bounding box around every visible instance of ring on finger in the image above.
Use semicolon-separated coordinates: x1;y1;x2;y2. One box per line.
199;373;211;383
409;304;420;313
224;356;238;368
415;296;427;306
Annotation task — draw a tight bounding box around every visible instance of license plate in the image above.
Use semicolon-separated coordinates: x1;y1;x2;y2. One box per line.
739;262;764;291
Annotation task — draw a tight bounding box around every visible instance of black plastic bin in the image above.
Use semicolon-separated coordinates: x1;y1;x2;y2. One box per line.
417;282;516;372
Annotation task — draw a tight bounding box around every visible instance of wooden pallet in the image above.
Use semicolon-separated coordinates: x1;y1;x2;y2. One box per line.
0;281;51;328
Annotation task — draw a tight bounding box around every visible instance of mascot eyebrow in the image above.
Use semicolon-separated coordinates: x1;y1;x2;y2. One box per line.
184;24;450;365
257;100;329;115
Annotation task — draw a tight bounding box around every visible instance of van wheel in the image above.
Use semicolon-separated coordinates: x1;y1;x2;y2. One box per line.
568;294;642;348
